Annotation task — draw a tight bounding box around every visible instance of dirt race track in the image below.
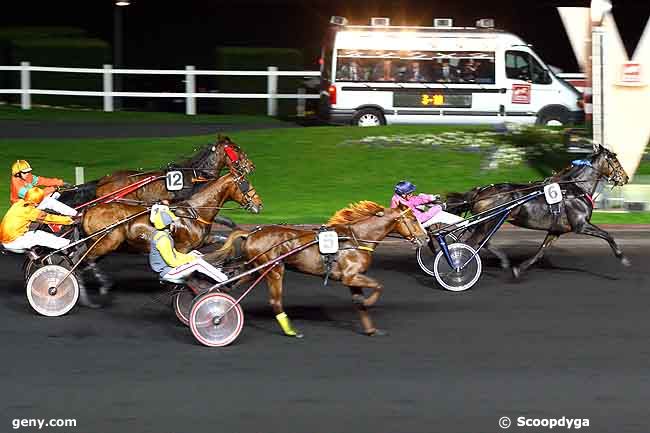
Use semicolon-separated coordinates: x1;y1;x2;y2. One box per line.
0;228;649;433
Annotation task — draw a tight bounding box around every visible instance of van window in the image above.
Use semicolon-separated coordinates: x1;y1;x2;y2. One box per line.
505;51;552;85
335;50;495;84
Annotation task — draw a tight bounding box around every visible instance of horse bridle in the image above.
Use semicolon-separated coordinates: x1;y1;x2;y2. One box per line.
235;176;258;211
394;208;423;244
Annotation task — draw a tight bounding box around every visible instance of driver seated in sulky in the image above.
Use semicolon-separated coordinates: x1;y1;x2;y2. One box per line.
0;187;75;253
10;159;77;217
148;204;228;284
390;180;464;228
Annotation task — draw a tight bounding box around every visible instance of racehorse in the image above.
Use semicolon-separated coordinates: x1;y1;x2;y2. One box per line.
206;201;427;337
76;173;263;305
445;144;630;277
59;135;254;211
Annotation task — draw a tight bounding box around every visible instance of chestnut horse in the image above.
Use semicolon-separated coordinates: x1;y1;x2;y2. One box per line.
59;136;255;211
206;201;427;337
76;173;263;306
446;144;630;277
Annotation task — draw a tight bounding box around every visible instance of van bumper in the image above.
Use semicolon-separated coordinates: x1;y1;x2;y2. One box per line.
323;108;355;125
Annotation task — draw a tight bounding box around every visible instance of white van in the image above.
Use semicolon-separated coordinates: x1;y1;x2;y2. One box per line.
320;17;583;127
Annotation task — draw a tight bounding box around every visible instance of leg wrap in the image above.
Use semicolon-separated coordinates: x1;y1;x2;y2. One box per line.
275;312;299;336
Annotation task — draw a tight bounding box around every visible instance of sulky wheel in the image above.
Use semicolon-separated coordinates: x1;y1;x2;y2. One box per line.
26;264;79;316
433;243;482;292
173;287;196;327
189;292;244;347
416;233;462;277
24;252;72;282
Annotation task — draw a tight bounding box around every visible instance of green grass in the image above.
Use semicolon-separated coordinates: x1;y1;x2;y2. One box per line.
1;124;648;225
0;105;287;125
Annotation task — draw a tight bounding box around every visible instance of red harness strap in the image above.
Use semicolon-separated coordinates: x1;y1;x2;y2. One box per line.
224;145;239;162
585;194;595;208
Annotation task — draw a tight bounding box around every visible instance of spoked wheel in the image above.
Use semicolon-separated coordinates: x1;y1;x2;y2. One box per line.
189;292;244;347
26;264;79;316
416;233;461;277
173;287;195;327
433;243;482;292
23;251;71;281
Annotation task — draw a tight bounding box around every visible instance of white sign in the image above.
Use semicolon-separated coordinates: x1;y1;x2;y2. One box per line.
544;183;563;205
618;62;645;87
165;171;183;191
318;231;339;254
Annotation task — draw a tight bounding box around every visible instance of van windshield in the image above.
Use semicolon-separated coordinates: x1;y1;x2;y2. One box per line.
335;50;495;84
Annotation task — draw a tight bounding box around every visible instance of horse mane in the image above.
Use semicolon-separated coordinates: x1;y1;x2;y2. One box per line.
170;143;214;170
327;201;385;226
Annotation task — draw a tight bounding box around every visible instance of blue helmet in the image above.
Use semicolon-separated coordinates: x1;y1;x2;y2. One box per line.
395;180;416;196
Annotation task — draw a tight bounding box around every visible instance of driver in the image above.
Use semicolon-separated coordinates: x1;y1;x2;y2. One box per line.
391;180;464;228
148;205;228;284
0;187;74;252
10;160;77;217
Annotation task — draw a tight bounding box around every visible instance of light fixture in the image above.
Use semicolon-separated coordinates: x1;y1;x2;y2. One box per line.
590;0;612;25
115;0;130;6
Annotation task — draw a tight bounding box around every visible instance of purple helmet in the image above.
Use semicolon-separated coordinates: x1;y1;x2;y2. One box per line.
395;180;416;196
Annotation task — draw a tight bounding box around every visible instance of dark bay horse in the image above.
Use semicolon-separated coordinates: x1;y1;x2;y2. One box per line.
206;201;427;337
77;173;263;305
446;144;630;277
59;136;254;210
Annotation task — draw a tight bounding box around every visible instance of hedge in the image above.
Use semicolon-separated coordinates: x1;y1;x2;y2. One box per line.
214;47;303;116
8;37;111;107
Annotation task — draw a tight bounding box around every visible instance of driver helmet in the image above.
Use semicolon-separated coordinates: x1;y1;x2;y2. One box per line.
150;204;178;230
394;180;416;197
12;160;32;176
24;187;45;205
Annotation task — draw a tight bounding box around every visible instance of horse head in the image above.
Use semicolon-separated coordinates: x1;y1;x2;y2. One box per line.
226;173;263;214
392;203;428;247
215;135;256;176
592;144;629;186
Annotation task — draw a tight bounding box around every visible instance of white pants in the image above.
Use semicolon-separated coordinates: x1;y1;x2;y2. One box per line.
2;230;70;253
421;210;465;228
162;258;228;284
37;192;78;217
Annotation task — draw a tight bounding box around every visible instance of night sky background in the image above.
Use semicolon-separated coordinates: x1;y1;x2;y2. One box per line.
1;0;649;72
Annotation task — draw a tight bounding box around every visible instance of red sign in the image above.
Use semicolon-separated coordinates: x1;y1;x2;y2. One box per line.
619;62;643;86
512;84;532;104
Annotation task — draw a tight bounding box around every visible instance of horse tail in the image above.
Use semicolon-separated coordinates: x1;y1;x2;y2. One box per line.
207;229;250;263
445;188;480;215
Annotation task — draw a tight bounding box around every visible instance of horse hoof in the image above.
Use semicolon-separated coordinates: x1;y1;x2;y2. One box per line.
621;257;631;267
365;328;388;337
511;266;521;279
79;298;102;309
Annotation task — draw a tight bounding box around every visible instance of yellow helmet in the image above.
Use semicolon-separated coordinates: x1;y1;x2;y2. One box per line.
24;187;45;205
11;160;32;176
150;205;178;230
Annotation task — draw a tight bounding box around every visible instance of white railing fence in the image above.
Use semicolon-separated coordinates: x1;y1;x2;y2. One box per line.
0;62;321;116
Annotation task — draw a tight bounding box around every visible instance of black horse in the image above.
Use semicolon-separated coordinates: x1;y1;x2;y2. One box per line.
446;144;630;277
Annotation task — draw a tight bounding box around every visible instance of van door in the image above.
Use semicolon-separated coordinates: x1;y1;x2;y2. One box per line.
504;50;555;124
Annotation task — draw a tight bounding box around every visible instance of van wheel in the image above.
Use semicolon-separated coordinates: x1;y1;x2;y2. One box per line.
352;109;385;127
536;107;570;126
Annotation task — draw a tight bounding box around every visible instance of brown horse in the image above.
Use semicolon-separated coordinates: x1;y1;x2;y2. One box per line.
206;201;427;337
59;136;255;212
76;173;263;305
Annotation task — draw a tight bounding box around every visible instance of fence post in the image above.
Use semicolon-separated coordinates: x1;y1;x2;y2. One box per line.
20;61;31;110
75;167;85;185
267;66;278;117
103;64;114;112
186;65;196;116
296;87;306;117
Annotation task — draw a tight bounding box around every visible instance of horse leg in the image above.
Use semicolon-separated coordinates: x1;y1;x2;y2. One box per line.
484;241;511;269
512;233;558;278
86;261;113;296
342;274;385;336
76;265;101;309
575;222;630;266
266;265;303;338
